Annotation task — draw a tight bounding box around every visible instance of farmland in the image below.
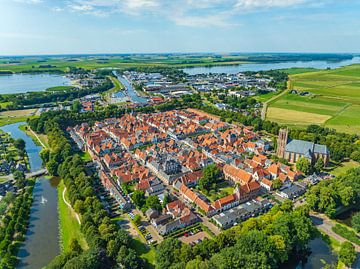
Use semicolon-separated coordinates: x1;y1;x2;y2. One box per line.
266;64;360;133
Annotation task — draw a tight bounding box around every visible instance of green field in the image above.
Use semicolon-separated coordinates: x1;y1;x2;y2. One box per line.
267;64;360;133
58;180;88;252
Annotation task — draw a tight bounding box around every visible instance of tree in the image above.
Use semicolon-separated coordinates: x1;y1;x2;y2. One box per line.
155;238;182;269
339;241;356;266
133;214;141;226
47;159;59;176
72;100;82;112
272;179;282;190
314;158;324;173
131;190;145;208
351;212;360;232
350;150;360;162
14;138;25;151
145;196;162;211
69;238;83;254
199;164;221;192
296;157;311;175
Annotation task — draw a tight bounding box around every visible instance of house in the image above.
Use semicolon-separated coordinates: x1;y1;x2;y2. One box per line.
223;164;253;185
145;208;160;220
278;183;306;200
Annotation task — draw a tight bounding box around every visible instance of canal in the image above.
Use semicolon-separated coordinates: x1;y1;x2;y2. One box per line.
0;122;60;269
113;72;148;104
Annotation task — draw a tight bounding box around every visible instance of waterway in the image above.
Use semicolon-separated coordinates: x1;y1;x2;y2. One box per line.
0;122;60;269
113;72;148;104
281;237;338;269
0;73;71;94
183;57;360;75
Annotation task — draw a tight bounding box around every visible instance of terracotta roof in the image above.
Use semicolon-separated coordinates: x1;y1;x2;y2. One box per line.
224;164;253;184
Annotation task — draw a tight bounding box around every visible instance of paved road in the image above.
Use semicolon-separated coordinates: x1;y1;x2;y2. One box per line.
311;213;360;252
199;215;221;236
131;207;163;243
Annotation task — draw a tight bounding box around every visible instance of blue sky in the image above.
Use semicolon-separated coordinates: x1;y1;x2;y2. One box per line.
1;0;360;55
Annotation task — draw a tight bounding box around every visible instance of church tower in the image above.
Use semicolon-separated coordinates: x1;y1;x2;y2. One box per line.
277;128;288;158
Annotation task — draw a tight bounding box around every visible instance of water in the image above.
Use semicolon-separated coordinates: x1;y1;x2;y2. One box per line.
0;73;71;94
114;72;148;104
282;237;337;269
0;122;60;269
183;57;360;75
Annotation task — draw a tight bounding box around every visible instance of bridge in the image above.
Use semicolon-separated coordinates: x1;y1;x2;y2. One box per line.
25;168;48;179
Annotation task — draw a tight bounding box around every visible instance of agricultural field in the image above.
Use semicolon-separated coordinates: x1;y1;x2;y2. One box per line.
266;64;360;133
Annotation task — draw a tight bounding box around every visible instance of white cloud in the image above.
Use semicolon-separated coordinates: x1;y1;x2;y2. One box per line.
63;0;321;27
12;0;43;4
234;0;308;11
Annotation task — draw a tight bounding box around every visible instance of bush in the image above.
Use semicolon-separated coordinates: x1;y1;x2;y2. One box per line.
332;224;360;246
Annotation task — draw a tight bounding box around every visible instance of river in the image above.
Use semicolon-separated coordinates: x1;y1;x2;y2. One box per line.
0;122;60;269
0;73;71;94
183;57;360;75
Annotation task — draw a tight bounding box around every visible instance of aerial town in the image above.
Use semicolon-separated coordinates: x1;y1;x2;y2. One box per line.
1;2;360;267
69;107;330;243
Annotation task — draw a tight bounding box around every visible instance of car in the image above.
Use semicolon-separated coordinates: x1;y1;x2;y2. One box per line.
145;234;152;240
184;233;189;237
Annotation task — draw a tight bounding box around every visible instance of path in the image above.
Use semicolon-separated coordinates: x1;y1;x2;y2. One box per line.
29;127;47;149
63;187;81;225
261;89;288;120
310;213;360;252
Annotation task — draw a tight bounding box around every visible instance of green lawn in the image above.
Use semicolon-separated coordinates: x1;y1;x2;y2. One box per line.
79;151;92;162
0;115;34;127
329;160;360;177
131;238;156;268
45;86;75;92
267;64;360;133
57;180;88;252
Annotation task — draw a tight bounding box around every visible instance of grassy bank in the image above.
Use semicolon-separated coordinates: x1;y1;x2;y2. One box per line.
57;180;88;252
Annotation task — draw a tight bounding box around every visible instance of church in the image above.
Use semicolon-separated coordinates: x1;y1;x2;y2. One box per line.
277;129;330;166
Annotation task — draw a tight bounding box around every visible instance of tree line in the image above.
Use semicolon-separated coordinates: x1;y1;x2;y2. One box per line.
0;178;35;268
306;166;360;218
28;117;144;268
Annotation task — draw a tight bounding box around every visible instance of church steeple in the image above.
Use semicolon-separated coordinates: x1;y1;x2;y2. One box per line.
276;128;288;158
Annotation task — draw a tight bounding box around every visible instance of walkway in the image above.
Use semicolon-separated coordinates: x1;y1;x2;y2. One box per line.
63;187;81;225
29;127;47;149
310;212;360;252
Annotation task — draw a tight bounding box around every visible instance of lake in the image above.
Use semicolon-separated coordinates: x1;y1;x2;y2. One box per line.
183;57;360;75
0;73;71;94
0;122;60;269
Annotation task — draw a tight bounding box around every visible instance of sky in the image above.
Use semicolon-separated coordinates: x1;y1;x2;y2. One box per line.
1;0;360;55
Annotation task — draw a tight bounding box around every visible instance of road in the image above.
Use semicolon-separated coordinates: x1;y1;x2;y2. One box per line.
310;213;360;251
260;89;288;120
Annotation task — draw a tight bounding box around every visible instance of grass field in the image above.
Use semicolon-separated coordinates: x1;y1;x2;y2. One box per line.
58;180;88;252
329;160;360;177
267;64;360;133
45;86;74;92
131;238;156;268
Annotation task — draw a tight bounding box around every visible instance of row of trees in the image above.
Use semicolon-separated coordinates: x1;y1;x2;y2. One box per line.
28;117;144;268
0;179;35;268
155;202;316;269
291;125;360;162
306;166;360;217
